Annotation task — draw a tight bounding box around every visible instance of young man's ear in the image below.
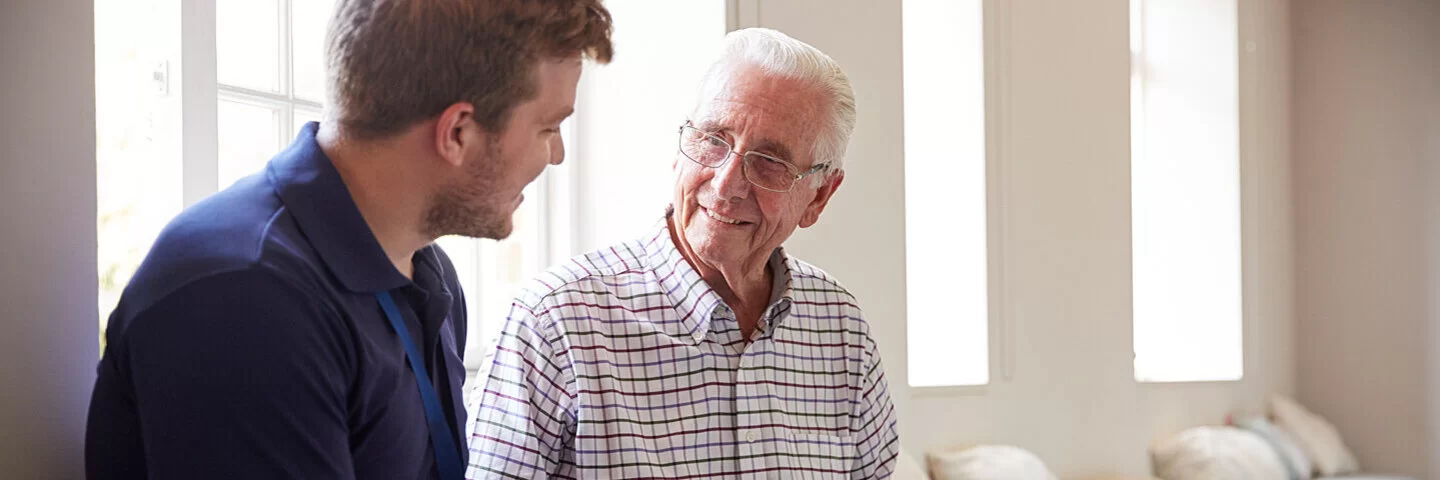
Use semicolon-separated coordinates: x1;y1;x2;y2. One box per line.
434;102;478;168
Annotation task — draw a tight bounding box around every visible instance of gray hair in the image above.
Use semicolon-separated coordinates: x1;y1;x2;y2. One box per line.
695;28;856;180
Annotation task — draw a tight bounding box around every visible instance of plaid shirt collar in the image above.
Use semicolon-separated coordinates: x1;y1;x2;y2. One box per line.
644;210;796;340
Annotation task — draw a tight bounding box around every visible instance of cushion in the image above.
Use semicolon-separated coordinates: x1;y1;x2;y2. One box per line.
1270;394;1360;476
1151;426;1289;480
927;445;1058;480
1235;415;1313;480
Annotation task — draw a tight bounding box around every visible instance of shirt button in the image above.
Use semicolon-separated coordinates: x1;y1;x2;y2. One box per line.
692;331;705;343
746;430;759;443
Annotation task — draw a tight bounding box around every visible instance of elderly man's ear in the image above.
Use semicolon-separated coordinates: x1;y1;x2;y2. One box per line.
800;172;845;228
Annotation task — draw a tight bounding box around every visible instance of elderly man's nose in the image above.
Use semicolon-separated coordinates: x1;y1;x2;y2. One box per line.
711;155;750;198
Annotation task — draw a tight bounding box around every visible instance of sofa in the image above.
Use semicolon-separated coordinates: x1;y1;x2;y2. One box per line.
1150;395;1414;480
897;445;1158;480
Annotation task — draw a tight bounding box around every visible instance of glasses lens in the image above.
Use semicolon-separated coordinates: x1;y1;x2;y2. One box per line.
744;153;798;191
680;127;730;167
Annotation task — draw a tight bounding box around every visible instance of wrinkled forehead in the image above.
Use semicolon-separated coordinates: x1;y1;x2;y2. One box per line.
692;65;826;161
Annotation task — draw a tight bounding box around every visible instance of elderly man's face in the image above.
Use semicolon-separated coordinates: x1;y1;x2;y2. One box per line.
672;64;844;273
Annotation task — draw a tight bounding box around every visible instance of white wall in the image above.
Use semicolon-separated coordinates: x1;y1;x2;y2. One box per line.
1430;48;1440;480
748;0;1295;476
1292;1;1440;477
0;0;98;478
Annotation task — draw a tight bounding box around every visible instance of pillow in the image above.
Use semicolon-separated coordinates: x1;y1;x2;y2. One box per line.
1270;394;1360;476
1151;426;1289;480
927;445;1058;480
1235;415;1313;480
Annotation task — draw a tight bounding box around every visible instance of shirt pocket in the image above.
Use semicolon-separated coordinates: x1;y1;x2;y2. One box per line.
783;433;856;479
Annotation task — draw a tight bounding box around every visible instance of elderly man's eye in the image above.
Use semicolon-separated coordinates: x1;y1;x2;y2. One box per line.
704;135;727;149
750;155;791;176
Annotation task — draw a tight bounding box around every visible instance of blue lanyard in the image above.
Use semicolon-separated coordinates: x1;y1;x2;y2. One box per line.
375;290;464;480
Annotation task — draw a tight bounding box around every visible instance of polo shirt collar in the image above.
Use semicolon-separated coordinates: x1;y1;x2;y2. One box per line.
267;122;410;293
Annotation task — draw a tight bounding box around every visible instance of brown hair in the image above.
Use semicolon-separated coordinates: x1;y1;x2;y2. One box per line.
326;0;614;139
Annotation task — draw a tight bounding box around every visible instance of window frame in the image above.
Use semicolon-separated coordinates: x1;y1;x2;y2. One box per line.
122;0;573;353
900;0;1008;394
1129;0;1248;384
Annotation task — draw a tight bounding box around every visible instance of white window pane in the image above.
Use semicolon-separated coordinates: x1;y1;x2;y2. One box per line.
479;181;544;343
545;118;578;263
460;180;545;372
903;0;989;387
435;235;481;356
572;0;727;250
96;0;182;332
292;0;334;102
217;0;280;92
1131;0;1243;383
218;99;282;188
294;108;322;134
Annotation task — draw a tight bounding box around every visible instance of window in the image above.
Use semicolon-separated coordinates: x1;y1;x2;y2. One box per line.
95;0;561;354
446;168;560;375
1130;0;1243;382
569;0;727;251
96;1;727;363
902;0;990;387
95;0;182;333
215;0;330;188
97;0;342;336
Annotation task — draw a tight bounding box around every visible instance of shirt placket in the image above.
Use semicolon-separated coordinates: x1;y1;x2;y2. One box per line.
734;305;783;479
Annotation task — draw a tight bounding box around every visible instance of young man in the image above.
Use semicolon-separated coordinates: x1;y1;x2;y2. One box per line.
85;1;612;478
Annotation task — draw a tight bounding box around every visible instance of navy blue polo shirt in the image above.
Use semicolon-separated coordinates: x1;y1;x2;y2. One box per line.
86;123;468;480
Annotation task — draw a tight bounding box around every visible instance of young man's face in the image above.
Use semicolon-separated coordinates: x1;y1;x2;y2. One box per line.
428;57;583;240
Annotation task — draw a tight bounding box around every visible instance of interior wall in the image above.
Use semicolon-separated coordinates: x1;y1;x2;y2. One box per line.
749;0;1295;477
0;0;98;478
1293;1;1440;477
1430;31;1440;479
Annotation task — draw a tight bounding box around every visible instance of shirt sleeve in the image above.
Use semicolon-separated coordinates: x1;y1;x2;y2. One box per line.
851;332;900;479
86;269;356;480
465;299;575;479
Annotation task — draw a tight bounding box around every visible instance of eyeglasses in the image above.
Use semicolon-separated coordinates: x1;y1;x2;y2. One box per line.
677;122;828;193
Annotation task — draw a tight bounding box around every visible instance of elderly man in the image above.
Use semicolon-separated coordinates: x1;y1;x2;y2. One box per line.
465;28;898;479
